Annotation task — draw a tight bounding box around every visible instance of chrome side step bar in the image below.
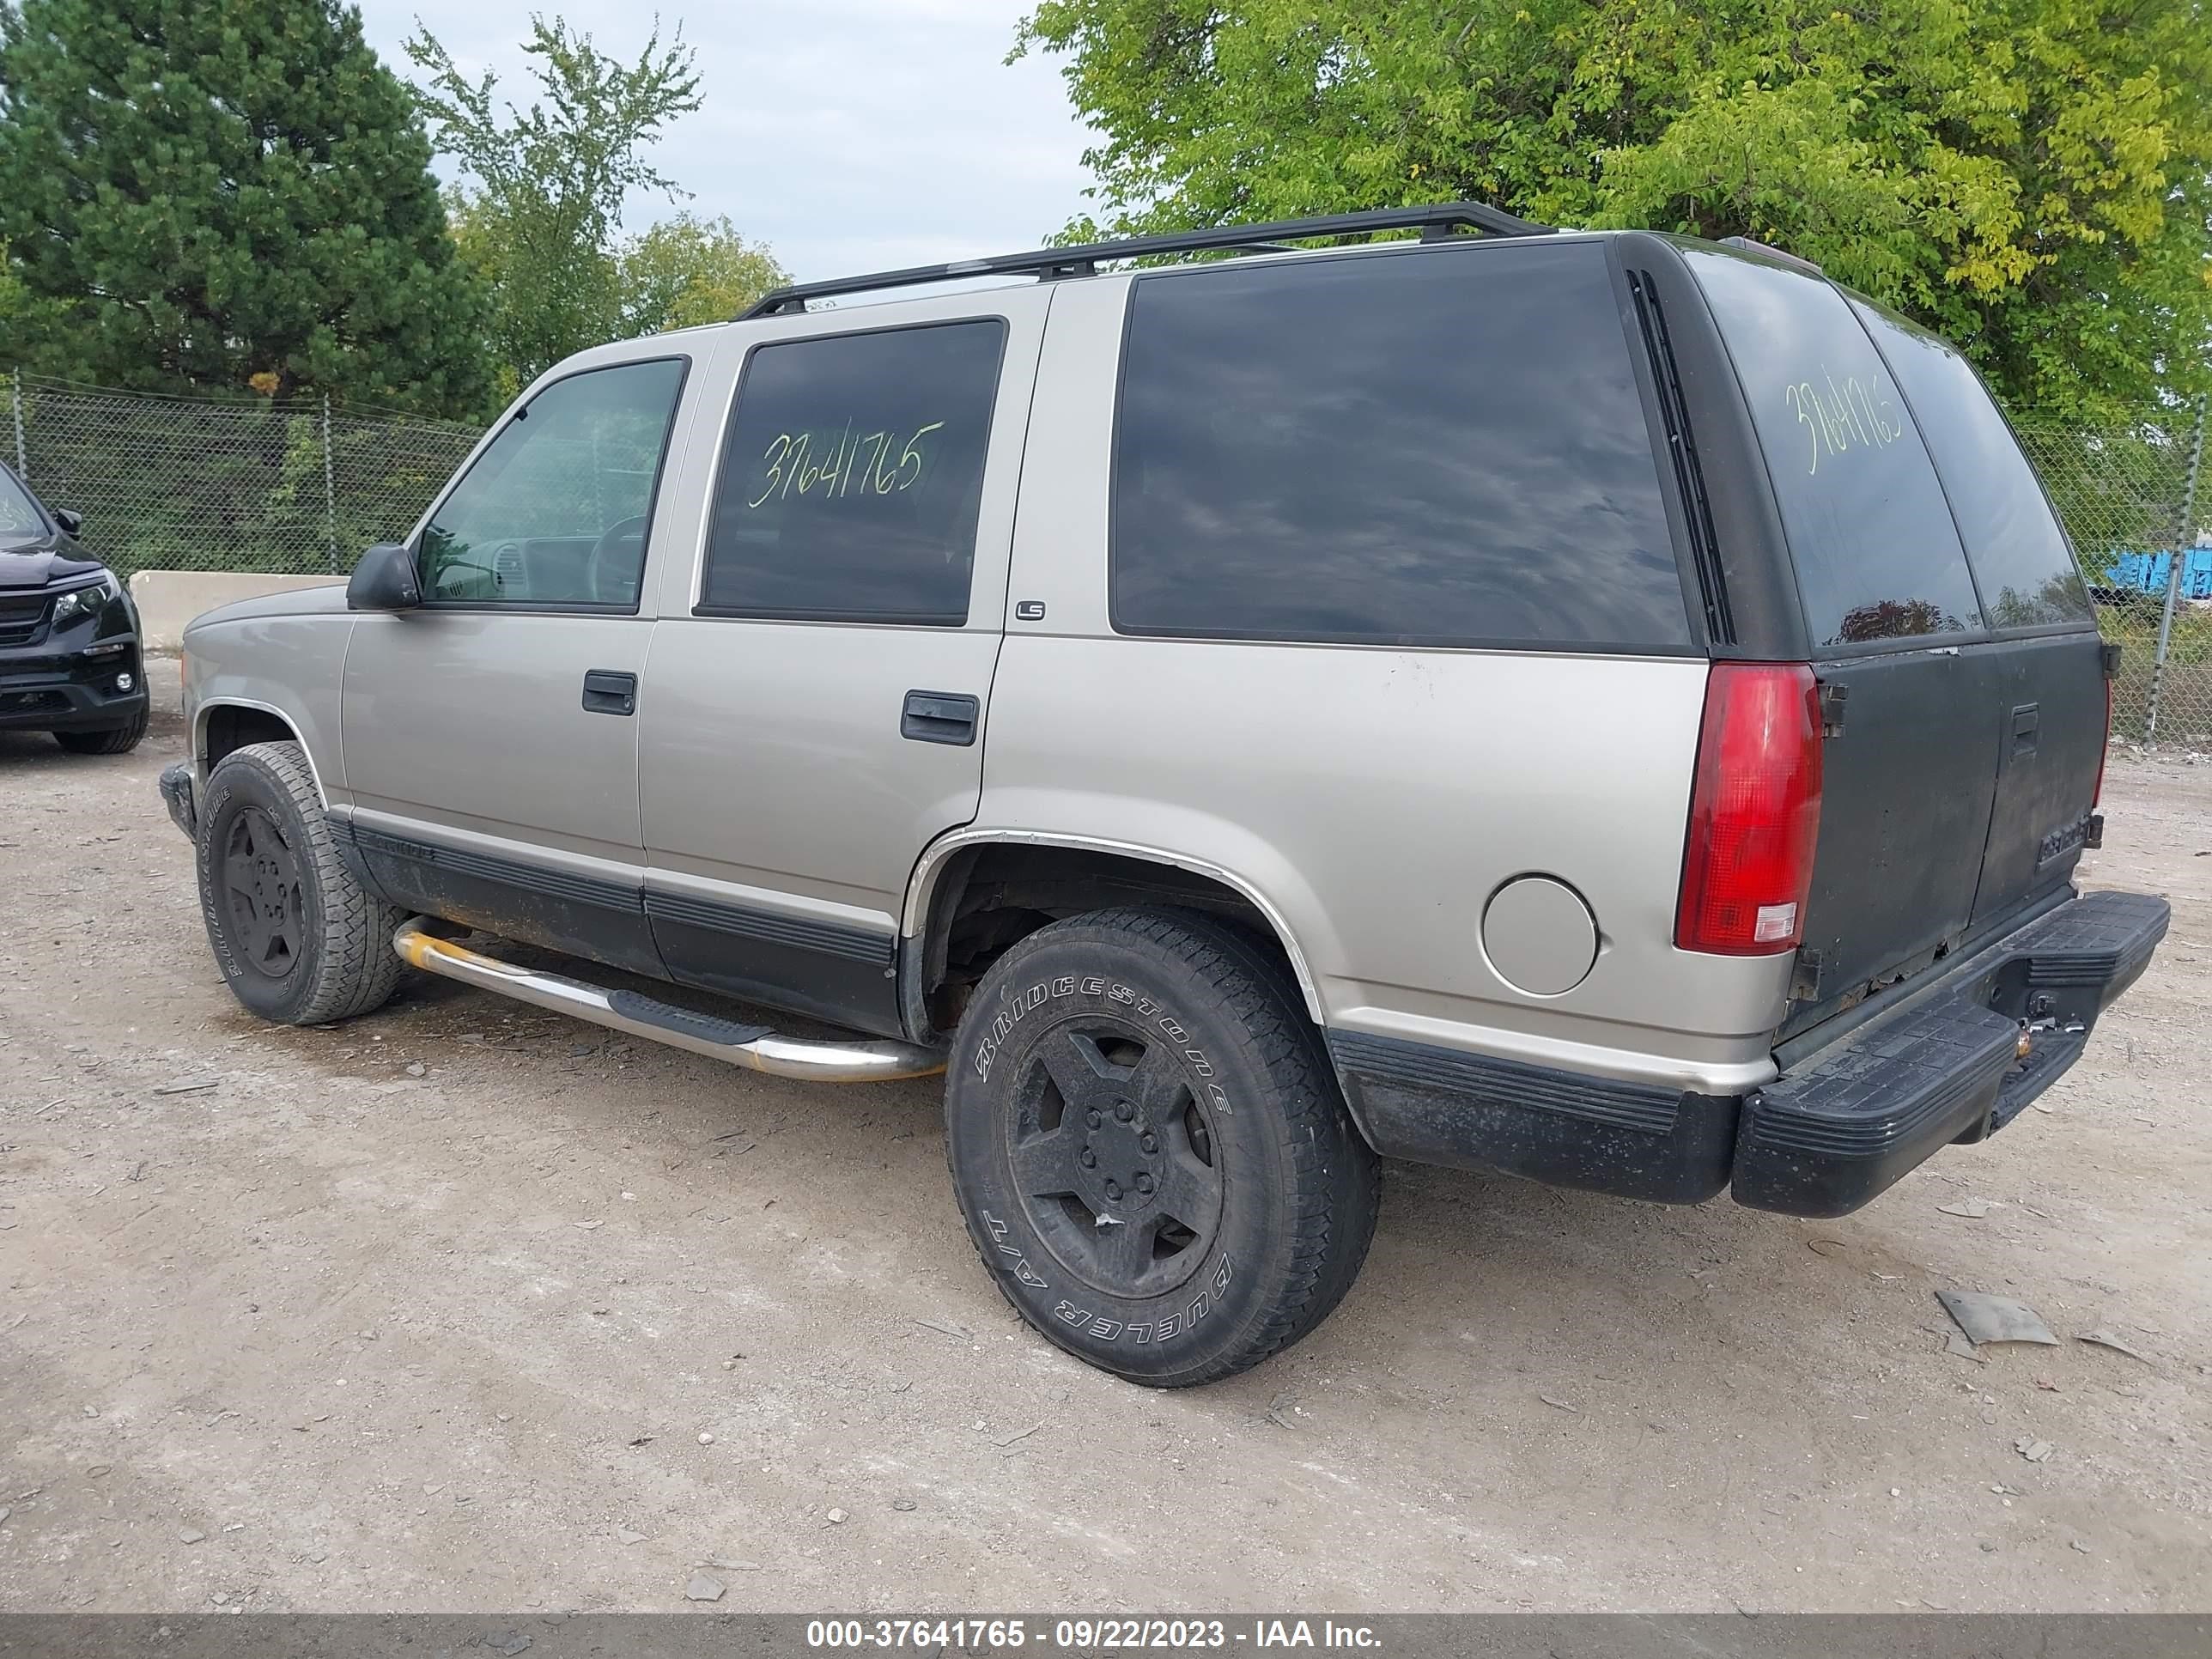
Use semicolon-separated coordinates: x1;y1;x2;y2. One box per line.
392;921;945;1083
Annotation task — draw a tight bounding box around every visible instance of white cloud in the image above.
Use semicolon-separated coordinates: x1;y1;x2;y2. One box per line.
356;0;1096;284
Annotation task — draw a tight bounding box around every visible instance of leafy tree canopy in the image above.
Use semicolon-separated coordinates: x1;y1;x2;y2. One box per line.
1015;0;2212;421
408;13;707;394
0;0;489;415
617;213;790;336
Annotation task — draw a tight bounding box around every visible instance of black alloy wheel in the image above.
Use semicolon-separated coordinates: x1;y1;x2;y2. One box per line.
1006;1020;1227;1299
221;805;305;980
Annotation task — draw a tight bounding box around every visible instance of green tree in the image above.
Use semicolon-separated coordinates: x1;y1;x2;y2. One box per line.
0;0;489;414
1015;0;2212;420
407;14;703;393
617;213;789;336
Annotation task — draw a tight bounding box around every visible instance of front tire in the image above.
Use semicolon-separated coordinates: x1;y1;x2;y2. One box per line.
195;740;405;1025
945;908;1378;1386
53;711;147;755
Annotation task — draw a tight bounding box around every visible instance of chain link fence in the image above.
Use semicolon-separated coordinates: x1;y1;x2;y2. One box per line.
5;369;483;581
4;367;2209;744
2016;400;2209;745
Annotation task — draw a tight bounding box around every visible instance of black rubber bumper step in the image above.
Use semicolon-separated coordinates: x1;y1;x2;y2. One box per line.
1734;890;2170;1218
1735;999;2021;1218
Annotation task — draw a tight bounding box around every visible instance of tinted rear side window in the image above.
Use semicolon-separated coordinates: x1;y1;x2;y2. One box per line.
1850;299;2092;629
1110;241;1690;649
700;319;1005;624
1684;248;1984;648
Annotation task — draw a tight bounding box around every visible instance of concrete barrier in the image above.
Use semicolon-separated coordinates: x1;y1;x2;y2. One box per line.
128;570;344;652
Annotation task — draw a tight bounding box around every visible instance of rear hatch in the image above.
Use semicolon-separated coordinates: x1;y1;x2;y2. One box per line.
1680;246;2107;1036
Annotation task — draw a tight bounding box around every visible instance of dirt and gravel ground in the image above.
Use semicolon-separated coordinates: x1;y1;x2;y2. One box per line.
2;660;2207;1615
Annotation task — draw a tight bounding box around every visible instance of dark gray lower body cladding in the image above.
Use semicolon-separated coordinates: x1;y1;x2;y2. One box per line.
1328;1030;1739;1205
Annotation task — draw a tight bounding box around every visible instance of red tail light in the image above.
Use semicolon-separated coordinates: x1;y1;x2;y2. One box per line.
1675;663;1824;956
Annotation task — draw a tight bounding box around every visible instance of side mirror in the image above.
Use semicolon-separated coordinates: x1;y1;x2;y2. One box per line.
346;542;422;611
52;507;83;537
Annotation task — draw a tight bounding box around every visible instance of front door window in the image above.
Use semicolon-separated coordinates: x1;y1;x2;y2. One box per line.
419;357;688;609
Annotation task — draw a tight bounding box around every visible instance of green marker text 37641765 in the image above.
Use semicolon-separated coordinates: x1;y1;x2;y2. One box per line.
747;419;945;507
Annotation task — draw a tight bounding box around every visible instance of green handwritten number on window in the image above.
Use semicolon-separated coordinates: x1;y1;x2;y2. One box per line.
1786;384;1820;477
848;433;886;497
747;434;793;508
1784;368;1903;476
896;422;944;490
800;421;852;495
750;419;946;507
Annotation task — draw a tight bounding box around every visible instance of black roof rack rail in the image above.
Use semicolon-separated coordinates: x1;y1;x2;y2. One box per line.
1718;234;1826;278
739;201;1555;319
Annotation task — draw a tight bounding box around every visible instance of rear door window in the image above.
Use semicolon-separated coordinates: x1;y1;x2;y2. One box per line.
1683;248;1984;648
1109;240;1691;650
1849;300;2092;629
700;319;1005;625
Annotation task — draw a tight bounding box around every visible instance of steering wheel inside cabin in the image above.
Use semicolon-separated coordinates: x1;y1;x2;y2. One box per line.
585;515;650;605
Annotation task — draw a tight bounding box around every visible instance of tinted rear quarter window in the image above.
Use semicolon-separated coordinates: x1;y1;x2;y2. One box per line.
1848;299;2091;629
1110;240;1691;650
1684;248;1984;648
701;319;1005;624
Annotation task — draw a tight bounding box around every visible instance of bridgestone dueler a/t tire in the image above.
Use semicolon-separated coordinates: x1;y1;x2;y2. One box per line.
945;907;1380;1386
196;740;406;1026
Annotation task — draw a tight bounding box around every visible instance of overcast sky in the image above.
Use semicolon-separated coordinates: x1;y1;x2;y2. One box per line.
353;0;1097;283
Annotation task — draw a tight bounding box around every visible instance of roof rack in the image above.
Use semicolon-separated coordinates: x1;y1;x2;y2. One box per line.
739;201;1556;319
1718;234;1826;278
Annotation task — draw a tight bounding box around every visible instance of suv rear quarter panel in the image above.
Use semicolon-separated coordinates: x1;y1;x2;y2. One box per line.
979;273;1791;1092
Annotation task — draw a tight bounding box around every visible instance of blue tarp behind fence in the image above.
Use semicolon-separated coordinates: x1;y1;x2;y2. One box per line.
2109;548;2212;600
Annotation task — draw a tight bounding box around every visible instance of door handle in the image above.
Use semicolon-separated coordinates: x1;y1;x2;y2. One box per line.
902;690;979;746
2010;702;2039;757
582;669;638;717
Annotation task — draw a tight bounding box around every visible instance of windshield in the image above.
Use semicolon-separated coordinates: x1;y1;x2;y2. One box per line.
0;466;46;547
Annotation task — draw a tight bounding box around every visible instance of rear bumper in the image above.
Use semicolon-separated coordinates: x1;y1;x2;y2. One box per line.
1732;888;2168;1216
1330;888;2169;1218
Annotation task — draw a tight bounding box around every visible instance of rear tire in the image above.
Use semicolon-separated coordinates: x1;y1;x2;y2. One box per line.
944;907;1378;1386
195;740;405;1025
53;712;147;755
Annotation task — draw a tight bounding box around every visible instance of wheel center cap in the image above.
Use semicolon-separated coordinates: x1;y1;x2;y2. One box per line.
1078;1097;1162;1212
